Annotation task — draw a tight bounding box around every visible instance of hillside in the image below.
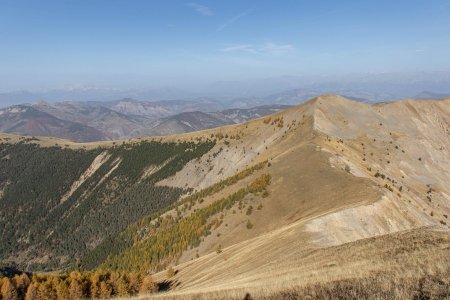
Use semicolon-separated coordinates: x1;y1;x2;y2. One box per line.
0;105;107;142
33;101;154;140
145;105;291;136
0;136;215;271
101;98;223;118
0;95;449;299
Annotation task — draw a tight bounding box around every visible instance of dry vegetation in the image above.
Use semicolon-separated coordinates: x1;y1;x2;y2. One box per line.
261;273;450;300
144;228;450;300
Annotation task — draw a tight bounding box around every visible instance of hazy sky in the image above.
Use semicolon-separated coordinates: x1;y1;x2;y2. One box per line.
1;0;450;91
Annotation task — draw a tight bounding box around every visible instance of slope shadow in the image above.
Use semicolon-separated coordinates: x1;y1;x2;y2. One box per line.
158;279;181;292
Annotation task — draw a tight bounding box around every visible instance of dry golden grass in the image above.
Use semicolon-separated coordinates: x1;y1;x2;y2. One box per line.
261;272;450;300
134;227;450;299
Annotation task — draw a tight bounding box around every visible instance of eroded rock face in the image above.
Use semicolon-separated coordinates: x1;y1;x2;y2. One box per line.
159;95;450;249
147;96;449;297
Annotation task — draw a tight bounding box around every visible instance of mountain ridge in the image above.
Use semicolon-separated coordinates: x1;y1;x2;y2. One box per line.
140;95;449;298
0;95;448;299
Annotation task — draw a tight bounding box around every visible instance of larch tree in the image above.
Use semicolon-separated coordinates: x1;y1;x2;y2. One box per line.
1;278;18;300
55;280;69;300
116;275;130;297
127;272;142;295
24;283;37;300
36;281;56;300
139;275;157;294
68;278;83;300
89;272;102;298
13;273;30;299
98;281;112;299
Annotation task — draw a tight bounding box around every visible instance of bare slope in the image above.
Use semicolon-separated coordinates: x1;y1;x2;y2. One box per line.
158;95;449;242
141;95;450;298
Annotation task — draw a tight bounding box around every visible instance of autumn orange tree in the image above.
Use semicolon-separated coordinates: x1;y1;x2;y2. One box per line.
1;270;157;299
1;278;18;300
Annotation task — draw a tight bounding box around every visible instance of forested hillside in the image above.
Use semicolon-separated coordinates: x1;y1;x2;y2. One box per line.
0;138;214;271
81;162;270;272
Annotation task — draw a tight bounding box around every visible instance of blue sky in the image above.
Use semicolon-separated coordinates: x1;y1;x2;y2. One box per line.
1;0;450;91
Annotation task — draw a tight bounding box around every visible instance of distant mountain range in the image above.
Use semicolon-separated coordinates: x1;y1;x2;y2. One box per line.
0;98;290;141
414;90;450;99
1;83;449;142
2;71;450;107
